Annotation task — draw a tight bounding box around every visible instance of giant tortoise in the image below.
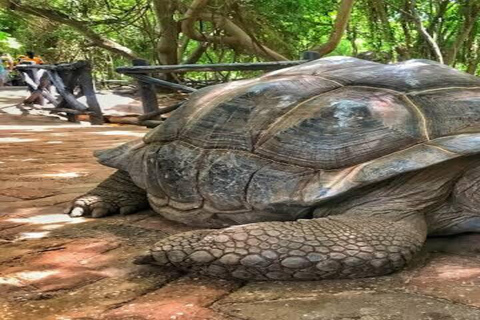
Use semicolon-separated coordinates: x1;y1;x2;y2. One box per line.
68;57;480;280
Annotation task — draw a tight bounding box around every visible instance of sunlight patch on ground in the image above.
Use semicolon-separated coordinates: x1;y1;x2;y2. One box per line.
41;223;68;230
1;107;23;115
0;270;60;286
8;214;88;241
0;276;23;286
9;214;87;225
0;137;38;143
0;124;93;131
17;231;51;240
87;130;144;137
41;172;83;178
16;270;60;281
50;132;70;136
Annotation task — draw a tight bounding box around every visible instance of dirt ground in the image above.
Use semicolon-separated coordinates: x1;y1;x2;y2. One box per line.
2;88;480;320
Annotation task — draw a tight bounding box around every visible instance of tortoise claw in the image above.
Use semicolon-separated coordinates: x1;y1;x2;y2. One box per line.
70;206;86;217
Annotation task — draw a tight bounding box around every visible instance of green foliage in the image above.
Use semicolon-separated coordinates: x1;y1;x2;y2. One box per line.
248;0;338;58
1;0;480;80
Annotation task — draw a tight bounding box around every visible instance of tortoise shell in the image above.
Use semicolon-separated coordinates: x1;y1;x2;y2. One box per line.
97;57;480;226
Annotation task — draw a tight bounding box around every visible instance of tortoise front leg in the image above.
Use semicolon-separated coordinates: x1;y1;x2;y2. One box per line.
67;170;148;218
140;215;427;280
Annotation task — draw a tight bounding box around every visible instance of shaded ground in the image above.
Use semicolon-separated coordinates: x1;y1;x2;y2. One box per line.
2;98;480;319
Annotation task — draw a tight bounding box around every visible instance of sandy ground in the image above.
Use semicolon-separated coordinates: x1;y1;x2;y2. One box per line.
2;87;480;320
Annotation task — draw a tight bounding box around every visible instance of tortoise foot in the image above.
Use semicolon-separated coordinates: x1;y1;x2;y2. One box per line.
144;216;427;280
67;193;146;218
66;170;148;218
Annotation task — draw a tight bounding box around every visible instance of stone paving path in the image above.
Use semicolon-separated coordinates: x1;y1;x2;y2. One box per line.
0;87;27;107
2;112;480;320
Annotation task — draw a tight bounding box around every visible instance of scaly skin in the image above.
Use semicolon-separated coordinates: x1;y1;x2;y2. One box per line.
145;215;427;280
67;170;148;218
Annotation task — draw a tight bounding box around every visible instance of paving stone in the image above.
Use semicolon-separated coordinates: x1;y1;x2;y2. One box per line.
0;238;73;265
0;237;122;292
0;208;89;241
0;187;59;200
47;217;169;246
406;254;480;307
129;213;195;234
0;195;21;202
0;205;69;220
215;283;480;320
102;277;240;320
2;266;181;320
0;193;84;210
0;221;24;232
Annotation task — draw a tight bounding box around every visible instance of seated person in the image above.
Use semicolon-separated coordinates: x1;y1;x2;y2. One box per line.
17;51;44;65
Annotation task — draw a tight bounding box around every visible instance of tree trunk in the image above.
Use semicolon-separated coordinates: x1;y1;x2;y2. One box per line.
184;42;210;64
346;23;358;56
311;0;356;56
444;2;480;65
398;0;414;59
425;0;450;41
371;0;395;57
177;35;191;62
467;42;480;74
152;0;179;65
408;0;444;64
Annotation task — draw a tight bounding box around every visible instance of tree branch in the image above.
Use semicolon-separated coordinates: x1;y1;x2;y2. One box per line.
310;0;356;56
1;1;139;60
181;0;288;61
152;0;179;65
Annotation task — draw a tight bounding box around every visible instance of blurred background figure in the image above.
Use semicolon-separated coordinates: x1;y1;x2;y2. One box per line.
17;51;44;65
0;52;14;86
14;51;45;90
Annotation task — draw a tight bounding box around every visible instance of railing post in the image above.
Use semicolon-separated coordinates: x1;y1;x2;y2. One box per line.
78;61;104;125
132;59;159;113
